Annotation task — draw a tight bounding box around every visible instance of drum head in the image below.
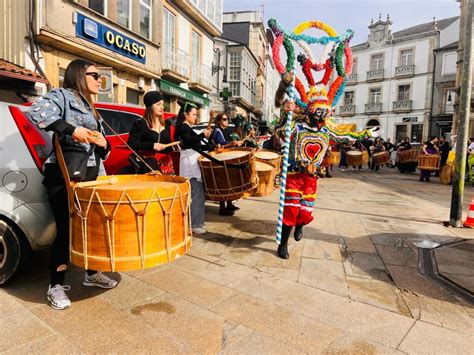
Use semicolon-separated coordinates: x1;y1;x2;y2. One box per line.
346;151;362;156
201;149;250;162
255;151;280;160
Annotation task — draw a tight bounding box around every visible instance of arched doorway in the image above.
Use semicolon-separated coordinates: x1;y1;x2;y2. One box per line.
366;119;380;129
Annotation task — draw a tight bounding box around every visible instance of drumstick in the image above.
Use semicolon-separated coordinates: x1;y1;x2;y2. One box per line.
161;141;181;148
207;110;215;130
75;176;118;188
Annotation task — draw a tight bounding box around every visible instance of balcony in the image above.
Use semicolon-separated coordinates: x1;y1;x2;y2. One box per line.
395;65;415;78
366;69;384;82
339;104;356;116
365;103;382;115
393;100;413;113
346;73;357;85
189;62;212;93
162;42;190;82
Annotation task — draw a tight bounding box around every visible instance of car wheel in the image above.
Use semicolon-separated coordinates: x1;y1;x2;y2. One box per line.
0;219;31;285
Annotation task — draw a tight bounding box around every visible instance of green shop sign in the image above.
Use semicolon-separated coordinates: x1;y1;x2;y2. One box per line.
159;79;210;107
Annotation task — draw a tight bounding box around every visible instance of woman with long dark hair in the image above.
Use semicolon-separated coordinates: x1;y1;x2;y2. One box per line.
127;91;175;174
30;59;118;310
175;102;212;234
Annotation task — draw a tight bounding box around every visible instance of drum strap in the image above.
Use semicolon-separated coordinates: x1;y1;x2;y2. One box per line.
193;148;246;170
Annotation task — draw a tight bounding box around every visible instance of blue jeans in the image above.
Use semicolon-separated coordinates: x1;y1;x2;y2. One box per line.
190;178;205;228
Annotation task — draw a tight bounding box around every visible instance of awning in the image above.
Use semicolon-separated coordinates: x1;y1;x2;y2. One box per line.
159;79;210;107
0;59;49;84
336;123;357;132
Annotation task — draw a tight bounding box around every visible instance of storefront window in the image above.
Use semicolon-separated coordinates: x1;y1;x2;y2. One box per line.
140;0;151;39
89;0;106;15
163;95;172;113
126;88;140;105
396;125;408;142
411;124;423;143
117;0;131;29
98;84;118;103
58;68;65;88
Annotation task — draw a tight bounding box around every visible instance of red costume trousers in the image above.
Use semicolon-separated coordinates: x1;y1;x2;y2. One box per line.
283;172;317;226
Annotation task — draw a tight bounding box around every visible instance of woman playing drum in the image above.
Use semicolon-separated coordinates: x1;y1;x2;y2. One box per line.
30;59;118;310
127;91;175;175
211;113;243;215
175;102;213;234
419;136;439;182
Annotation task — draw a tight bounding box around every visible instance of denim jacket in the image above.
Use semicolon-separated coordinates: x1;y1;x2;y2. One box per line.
30;88;108;175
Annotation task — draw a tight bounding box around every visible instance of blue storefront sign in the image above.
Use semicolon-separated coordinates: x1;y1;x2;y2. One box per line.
75;13;146;64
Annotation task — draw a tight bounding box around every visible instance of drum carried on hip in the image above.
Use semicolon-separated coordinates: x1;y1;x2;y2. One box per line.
330;151;341;166
254;161;276;197
71;175;192;272
255;149;281;173
346;150;363;166
418;154;440;171
398;149;418;164
199;148;258;201
372;151;390;166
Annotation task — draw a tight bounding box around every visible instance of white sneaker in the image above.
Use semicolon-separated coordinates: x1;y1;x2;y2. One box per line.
192;227;207;234
47;284;71;310
83;272;118;289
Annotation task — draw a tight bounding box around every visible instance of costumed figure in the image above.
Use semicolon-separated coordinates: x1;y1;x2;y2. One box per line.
268;18;382;259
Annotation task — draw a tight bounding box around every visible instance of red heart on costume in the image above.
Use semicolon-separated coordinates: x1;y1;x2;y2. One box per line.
304;143;321;160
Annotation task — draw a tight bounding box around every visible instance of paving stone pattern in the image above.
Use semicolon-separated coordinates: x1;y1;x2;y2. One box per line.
1;169;473;354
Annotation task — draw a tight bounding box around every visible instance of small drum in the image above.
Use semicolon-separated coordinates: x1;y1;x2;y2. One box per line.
362;151;369;165
346;150;363;166
199;148;258;201
70;174;191;272
399;149;418;163
254;161;276;197
255;149;281;173
418;154;440;171
372;151;390;166
330;151;341;166
439;164;454;184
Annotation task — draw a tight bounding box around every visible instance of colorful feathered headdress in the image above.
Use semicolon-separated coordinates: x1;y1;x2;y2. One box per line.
268;19;354;114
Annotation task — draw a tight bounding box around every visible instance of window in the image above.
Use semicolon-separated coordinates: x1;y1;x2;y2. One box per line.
344;91;354;105
395;125;408;142
369;88;382;104
191;31;201;64
98;84;118;103
98;109;141;136
58;68;65;88
229;52;241;96
445;89;456;114
140;0;151;39
397;85;411;101
411;124;423;143
163;7;176;46
352;58;358;73
399;49;413;66
366;119;380;128
370;53;384;71
126;88;140;105
88;0;106;15
443;52;457;75
117;0;131;29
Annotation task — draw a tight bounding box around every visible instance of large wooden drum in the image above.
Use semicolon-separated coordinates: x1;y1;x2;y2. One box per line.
255;150;281;172
70;174;191;272
439;164;454;184
418;154;440;171
398;149;418;163
372;151;390;166
346;150;363;166
254;161;276;197
199;148;258;201
330;151;341;166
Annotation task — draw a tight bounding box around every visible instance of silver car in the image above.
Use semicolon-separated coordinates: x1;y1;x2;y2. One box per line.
0;102;55;284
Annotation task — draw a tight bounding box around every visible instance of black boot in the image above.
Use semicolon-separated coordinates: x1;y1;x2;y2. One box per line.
294;225;303;241
277;224;292;259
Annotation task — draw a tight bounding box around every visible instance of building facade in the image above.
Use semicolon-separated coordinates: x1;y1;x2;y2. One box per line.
334;15;459;144
160;0;223;120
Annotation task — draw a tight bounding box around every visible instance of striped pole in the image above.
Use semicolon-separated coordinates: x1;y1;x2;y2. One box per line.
276;71;296;244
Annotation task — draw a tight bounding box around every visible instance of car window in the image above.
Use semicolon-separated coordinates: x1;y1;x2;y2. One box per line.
97;109;141;136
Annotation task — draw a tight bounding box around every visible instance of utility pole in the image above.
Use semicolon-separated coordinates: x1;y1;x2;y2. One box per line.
450;0;473;227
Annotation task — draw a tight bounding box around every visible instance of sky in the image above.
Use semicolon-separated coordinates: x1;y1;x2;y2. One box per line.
223;0;460;46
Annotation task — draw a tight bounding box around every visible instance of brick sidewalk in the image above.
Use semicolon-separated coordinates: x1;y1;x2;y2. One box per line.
1;168;473;354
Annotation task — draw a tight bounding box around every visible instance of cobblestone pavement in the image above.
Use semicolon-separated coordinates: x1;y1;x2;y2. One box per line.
1;168;473;354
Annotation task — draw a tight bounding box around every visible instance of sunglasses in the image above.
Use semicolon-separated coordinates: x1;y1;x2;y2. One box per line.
86;72;102;81
221;117;228;121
